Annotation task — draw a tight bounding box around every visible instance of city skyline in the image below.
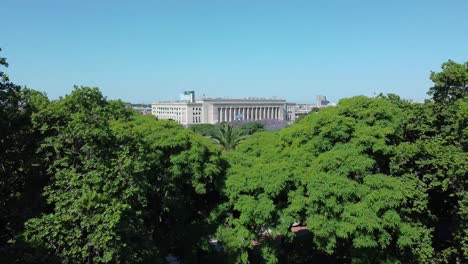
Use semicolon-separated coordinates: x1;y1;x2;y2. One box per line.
2;0;467;104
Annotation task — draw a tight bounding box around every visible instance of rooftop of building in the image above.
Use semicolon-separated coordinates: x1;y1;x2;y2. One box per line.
153;97;291;104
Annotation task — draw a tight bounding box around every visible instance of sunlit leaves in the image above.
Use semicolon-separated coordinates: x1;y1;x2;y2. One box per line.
217;95;435;263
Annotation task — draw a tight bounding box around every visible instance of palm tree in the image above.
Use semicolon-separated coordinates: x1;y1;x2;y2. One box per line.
209;123;247;151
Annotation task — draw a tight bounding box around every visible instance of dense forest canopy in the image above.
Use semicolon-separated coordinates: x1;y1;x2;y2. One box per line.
0;49;467;263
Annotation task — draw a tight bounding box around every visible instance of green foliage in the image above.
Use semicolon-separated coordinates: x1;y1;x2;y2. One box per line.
24;87;226;263
428;60;468;103
216;96;435;263
215;60;467;263
0;48;9;81
208;123;248;151
1;50;466;264
24;87;155;263
190;121;264;138
235;121;265;136
111;114;226;259
0;50;49;255
189;123;218;136
391;95;468;262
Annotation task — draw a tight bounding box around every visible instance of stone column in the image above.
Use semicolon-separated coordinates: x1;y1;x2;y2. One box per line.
222;107;225;122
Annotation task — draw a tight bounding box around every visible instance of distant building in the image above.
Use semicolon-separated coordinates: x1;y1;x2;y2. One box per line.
316;95;337;108
295;104;317;119
152;91;296;126
316;95;330;108
126;103;152;114
179;91;195;103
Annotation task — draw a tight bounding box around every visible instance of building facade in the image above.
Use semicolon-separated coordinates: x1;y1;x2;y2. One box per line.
126;103;152;114
152;93;296;126
295;104;317;119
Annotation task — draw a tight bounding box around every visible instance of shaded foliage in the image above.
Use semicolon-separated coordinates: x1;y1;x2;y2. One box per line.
190;121;264;138
0;49;49;258
23;87;226;263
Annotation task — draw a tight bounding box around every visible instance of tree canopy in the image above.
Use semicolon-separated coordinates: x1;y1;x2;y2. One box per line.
216;96;436;263
21;87;226;263
0;49;466;264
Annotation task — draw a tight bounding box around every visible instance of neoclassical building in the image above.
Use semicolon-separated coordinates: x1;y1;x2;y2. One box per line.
152;92;296;125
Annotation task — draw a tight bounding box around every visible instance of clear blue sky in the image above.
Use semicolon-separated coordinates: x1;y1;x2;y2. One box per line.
2;0;467;104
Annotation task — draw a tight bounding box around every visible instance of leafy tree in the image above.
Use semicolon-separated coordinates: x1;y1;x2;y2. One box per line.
189;123;218;136
0;48;9;81
1;49;466;264
209;123;248;151
0;49;49;259
390;60;468;263
235;121;265;136
110;114;226;261
24;87;226;263
216;97;434;263
215;60;467;263
24;87;155;263
428;60;468;104
190;122;264;138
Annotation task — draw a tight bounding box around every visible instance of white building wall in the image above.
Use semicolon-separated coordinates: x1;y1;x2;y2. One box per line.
286;103;296;122
152;98;297;125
